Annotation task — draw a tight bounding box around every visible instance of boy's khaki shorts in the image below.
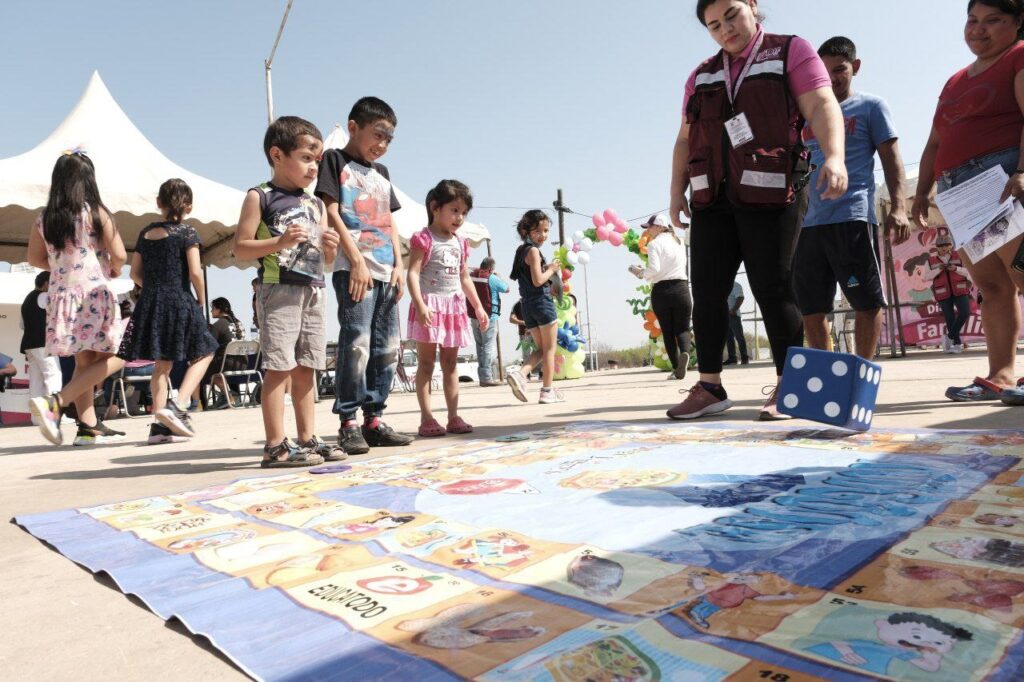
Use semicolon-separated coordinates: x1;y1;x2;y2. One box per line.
256;283;327;372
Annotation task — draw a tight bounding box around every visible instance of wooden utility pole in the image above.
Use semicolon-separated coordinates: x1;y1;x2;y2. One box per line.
553;188;567;245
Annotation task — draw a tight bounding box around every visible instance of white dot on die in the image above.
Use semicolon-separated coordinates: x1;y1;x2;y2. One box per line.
866;409;873;422
807;377;823;393
824;402;841;418
859;365;867;379
851;403;860;419
865;368;874;383
832;361;849;377
791;354;807;369
873;371;881;385
783;394;799;409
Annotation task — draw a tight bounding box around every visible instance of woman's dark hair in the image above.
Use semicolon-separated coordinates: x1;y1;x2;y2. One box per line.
425;179;473;225
42;152;112;251
696;0;762;26
515;209;550;241
969;0;1024;39
211;296;244;339
158;178;193;224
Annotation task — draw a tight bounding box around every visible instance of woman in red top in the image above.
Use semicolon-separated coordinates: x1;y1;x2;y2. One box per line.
913;0;1024;405
667;0;847;421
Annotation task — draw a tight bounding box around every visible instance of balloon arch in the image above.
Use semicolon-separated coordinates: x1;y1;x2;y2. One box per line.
545;209;675;380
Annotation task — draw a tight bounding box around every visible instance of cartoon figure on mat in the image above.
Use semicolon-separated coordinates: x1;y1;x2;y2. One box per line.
396;604;545;649
453;533;533;569
900;565;1024;612
974;513;1022;528
331;514;416;537
567;554;625;597
806;612;973;674
664;473;806;507
931;537;1024;568
680;573;795;629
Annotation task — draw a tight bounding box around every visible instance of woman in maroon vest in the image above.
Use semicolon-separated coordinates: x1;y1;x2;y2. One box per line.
912;0;1024;406
667;0;848;421
929;233;975;354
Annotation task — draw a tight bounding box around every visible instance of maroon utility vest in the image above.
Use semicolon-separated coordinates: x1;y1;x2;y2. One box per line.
685;32;810;210
928;252;972;301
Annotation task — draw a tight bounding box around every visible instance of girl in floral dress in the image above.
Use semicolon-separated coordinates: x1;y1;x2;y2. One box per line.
26;151;127;446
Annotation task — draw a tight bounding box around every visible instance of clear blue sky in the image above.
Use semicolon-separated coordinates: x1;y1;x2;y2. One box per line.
1;0;973;357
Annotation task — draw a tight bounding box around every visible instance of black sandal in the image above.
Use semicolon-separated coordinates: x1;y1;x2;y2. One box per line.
260;439;324;468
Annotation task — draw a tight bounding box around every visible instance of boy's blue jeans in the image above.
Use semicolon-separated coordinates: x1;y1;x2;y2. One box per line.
332;270;400;422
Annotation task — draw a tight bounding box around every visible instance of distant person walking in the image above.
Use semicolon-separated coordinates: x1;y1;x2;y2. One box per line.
20;271;62;421
469;257;508;386
723;280;749;366
930;233;975;354
630;214;692;380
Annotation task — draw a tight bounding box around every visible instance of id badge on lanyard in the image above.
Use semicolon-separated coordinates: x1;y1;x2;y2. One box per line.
722;32;764;149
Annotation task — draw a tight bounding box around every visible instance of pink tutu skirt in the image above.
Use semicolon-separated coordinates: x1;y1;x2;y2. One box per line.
407;293;471;348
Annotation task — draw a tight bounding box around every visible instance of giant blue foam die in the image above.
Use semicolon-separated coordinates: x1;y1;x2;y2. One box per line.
777;347;881;431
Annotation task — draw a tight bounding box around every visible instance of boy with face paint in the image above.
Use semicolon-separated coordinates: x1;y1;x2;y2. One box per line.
316;97;414;455
806;611;973;675
795;36;909;361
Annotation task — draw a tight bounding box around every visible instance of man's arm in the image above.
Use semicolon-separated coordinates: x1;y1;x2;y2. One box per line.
878;138;910;244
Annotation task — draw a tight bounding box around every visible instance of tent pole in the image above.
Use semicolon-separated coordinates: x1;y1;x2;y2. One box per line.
264;0;295;125
203;264;211;323
486;239;504;381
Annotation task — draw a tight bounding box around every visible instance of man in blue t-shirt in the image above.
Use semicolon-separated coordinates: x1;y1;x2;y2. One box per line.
471;257;509;386
795;36;911;359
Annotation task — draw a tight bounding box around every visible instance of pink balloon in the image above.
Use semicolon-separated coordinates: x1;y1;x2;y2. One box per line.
592;212;606;228
608;232;624;247
561;268;572;281
572;243;581;252
613;218;629;233
595;225;611;241
603;208;619;225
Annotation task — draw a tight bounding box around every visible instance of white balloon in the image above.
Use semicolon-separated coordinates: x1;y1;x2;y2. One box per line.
577;252;591;265
573;230;585;242
566;251;579;265
580;238;594;252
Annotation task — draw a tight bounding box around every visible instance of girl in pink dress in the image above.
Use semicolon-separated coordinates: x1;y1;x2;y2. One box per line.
26;151;128;446
406;180;488;437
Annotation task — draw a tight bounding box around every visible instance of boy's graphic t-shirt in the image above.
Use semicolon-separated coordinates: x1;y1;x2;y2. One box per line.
315;149;401;283
802;92;898;228
253;181;326;288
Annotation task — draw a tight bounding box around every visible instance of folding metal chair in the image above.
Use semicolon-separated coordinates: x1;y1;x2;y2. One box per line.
210;340;263;408
111;365;157;418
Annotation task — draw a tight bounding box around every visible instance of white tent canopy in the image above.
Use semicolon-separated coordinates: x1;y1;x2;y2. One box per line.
322;125;491;247
0;72;245;268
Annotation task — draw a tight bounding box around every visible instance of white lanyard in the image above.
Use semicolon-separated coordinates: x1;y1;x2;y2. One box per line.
722;31;765;106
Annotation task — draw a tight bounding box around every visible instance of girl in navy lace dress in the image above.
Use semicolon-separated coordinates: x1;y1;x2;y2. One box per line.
118;179;217;443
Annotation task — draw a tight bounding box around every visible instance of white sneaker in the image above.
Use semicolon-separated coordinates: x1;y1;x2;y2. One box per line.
951;343;964;354
539;387;565;404
506;371;528;403
941;335;952;352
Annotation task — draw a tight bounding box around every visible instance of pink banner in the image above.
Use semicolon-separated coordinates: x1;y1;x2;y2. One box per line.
885;225;1024;347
